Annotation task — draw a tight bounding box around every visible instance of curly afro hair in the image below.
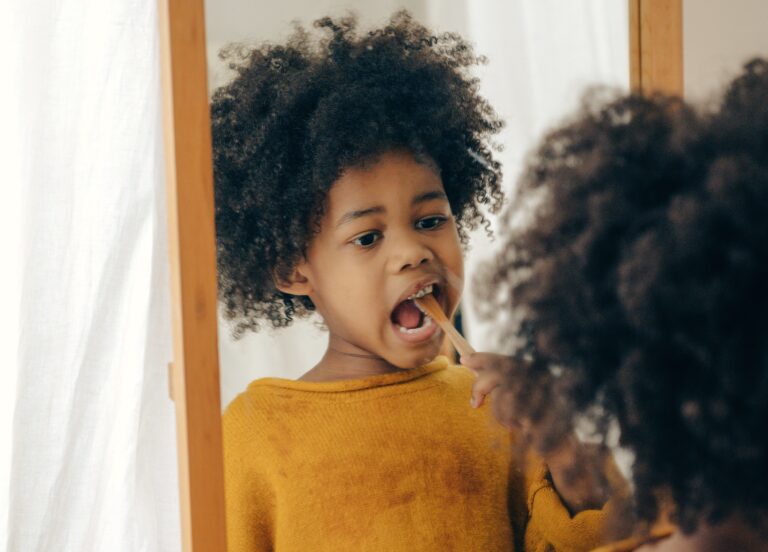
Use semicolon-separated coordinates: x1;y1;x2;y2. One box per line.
478;59;768;534
211;11;504;338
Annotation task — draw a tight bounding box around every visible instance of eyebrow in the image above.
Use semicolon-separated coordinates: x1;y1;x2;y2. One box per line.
412;190;448;205
335;190;449;228
335;206;386;228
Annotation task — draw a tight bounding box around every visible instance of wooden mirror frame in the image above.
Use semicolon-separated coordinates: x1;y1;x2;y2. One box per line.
157;1;682;550
630;0;683;95
158;0;226;550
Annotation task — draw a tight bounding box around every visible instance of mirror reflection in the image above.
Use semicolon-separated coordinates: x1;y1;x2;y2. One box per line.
196;1;768;550
207;1;629;404
205;1;627;549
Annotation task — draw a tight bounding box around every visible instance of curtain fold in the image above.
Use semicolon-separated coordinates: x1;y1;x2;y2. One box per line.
3;1;180;550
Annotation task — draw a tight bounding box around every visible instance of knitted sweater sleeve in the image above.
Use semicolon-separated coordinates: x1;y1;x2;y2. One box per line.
522;457;610;552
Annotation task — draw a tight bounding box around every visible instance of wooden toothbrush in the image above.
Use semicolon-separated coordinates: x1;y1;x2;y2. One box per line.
415;294;475;359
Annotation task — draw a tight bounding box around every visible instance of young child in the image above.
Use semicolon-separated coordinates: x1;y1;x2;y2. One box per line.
469;60;768;550
213;12;614;552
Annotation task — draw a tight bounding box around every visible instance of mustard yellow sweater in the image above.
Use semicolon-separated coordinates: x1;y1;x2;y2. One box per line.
222;355;608;551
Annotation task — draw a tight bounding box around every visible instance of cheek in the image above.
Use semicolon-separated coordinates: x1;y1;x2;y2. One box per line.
315;258;385;319
449;245;464;279
437;234;464;317
442;231;464;283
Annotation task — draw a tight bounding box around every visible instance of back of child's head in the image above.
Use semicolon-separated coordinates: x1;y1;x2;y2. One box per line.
480;59;768;534
211;11;503;338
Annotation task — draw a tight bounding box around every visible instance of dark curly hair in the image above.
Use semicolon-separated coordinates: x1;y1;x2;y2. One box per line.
211;11;504;337
479;59;768;534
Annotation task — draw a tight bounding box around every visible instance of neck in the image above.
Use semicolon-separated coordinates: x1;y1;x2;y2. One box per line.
298;333;403;382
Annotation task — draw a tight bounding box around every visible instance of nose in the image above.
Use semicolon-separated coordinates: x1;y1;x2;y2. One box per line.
387;231;435;273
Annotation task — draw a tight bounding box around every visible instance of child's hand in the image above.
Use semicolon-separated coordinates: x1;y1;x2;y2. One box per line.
461;351;618;513
462;352;529;432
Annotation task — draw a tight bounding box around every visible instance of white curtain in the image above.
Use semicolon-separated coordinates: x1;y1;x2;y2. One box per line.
1;1;180;551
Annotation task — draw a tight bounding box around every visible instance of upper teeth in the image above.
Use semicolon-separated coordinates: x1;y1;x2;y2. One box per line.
409;285;434;300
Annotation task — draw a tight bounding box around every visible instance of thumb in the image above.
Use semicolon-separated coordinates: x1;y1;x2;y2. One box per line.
471;371;503;409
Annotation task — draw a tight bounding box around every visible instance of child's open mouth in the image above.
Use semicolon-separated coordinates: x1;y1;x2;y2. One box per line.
390;284;442;344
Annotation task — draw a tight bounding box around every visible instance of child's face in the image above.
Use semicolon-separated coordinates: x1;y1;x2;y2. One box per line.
288;150;463;369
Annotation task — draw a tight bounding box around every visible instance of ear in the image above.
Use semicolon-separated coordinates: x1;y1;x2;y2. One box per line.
274;260;313;297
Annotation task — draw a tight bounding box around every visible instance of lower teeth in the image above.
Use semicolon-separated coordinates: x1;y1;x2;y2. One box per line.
398;315;433;334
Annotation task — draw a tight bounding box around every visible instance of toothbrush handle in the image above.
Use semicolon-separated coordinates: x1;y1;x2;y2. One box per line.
416;294;475;359
440;320;475;359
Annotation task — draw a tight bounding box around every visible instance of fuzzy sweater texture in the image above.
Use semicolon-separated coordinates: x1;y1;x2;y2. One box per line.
223;355;607;551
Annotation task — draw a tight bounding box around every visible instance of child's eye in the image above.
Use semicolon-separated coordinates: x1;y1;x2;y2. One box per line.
415;216;448;230
352;231;382;248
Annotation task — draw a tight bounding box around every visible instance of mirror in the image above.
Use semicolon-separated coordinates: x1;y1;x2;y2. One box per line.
201;1;629;549
159;0;768;548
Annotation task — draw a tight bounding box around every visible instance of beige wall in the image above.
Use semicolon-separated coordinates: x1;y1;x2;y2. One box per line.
205;1;430;90
684;0;768;100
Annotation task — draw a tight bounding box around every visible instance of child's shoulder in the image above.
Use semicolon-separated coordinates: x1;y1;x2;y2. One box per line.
222;386;264;432
221;379;285;435
221;382;298;459
433;359;477;392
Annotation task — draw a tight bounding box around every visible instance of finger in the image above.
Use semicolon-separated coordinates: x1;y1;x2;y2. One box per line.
459;352;475;371
471;371;504;408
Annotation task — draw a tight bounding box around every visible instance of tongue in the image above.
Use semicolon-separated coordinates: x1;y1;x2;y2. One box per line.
392;300;423;329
